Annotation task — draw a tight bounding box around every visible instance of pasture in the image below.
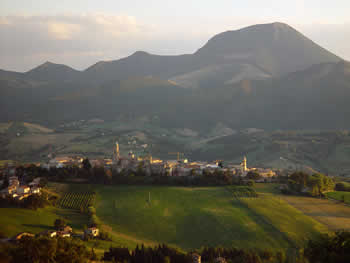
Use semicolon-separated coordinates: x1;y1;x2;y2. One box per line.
94;185;327;250
0;206;89;238
253;184;350;231
326;191;350;204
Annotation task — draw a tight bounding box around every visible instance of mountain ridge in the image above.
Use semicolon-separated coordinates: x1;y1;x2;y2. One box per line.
0;22;341;86
0;22;349;130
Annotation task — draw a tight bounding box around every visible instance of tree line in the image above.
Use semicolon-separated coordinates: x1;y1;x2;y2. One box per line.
4;162;255;187
286;172;334;196
1;231;350;262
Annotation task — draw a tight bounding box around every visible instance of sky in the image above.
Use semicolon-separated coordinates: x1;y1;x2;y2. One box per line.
1;0;349;72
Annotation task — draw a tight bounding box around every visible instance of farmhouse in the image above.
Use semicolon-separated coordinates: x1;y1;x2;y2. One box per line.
9;176;19;186
214;257;227;263
57;231;71;238
12;232;35;241
39;230;57;238
190;253;201;263
0;185;17;197
84;227;99;237
17;194;31;200
29;177;41;187
17;185;30;194
60;226;73;233
31;187;41;194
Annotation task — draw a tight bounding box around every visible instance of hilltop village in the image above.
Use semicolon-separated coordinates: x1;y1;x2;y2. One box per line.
42;141;276;179
0;141;278;196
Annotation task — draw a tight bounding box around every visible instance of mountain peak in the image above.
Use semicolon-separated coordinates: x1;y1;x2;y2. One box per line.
195;22;340;75
131;51;151;57
25;61;80;82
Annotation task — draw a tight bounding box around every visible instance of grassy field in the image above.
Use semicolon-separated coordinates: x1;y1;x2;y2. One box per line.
0;206;89;237
6;182;350;254
254;184;350;231
326;191;350;204
93;185;328;250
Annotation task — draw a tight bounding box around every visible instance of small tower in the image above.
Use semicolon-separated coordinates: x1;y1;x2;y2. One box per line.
114;141;120;161
241;156;247;176
243;156;247;172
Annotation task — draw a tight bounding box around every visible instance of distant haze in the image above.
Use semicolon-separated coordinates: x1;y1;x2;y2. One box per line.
0;0;350;71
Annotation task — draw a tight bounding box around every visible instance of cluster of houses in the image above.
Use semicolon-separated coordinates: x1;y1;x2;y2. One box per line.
41;156;85;169
110;142;277;179
39;225;99;240
1;226;99;244
190;253;227;263
39;142;278;180
0;176;41;200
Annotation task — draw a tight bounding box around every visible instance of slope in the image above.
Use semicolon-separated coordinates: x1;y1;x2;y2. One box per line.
95;185;327;250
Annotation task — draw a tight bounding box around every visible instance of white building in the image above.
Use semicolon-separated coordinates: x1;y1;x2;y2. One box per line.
17;186;30;194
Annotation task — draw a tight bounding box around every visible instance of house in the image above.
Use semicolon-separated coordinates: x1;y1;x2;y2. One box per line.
214;257;227;263
190;253;201;263
31;187;41;194
0;185;17;197
17;185;30;194
29;177;41;187
12;232;35;241
17;193;31;200
57;231;71;238
84;227;99;237
39;230;57;238
9;176;19;187
60;226;73;233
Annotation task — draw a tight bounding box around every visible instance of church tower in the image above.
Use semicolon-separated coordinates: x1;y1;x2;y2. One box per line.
114;141;120;161
241;156;247;176
243;156;247;172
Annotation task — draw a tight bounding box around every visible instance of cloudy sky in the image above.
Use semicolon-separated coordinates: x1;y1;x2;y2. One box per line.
1;0;349;72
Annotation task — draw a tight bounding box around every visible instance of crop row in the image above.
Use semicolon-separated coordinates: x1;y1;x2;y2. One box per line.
59;191;96;212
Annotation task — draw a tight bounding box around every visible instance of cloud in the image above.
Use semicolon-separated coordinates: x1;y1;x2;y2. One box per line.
47;22;81;40
0;14;151;71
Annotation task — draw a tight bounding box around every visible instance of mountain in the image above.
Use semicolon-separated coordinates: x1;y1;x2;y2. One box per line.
0;22;348;130
195;22;340;76
83;22;340;87
24;61;82;83
83;51;196;85
221;60;350;129
0;69;24;81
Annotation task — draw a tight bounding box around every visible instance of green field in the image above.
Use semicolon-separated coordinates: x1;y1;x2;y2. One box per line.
94;185;327;250
326;191;350;204
0;206;89;237
6;183;350;254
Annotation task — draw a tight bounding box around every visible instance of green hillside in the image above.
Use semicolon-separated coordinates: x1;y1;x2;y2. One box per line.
94;185;327;250
0;206;89;238
327;191;350;204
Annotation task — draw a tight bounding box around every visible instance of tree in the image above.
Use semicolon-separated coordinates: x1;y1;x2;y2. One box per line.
247;180;255;187
82;158;92;170
1;178;9;189
304;231;350;263
246;171;261;180
54;218;66;230
39;177;48;188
